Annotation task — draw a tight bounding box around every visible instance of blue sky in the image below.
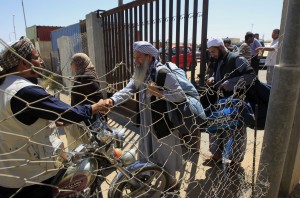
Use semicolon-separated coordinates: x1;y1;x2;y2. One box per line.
0;0;283;44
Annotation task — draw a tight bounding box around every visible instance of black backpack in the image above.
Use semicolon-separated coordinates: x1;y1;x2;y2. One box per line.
246;79;271;130
152;62;206;136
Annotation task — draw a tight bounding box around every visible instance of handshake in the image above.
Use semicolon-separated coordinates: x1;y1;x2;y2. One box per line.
55;98;114;127
92;98;114;114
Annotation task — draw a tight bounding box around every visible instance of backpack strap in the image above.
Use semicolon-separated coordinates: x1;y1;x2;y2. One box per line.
155;67;170;87
165;62;188;79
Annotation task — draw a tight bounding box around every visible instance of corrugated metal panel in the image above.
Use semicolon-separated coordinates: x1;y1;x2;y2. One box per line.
37;26;62;41
50;23;83;72
51;23;82;52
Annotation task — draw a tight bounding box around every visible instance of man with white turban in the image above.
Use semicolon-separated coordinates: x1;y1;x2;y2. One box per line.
0;37;107;197
204;37;256;167
104;41;185;191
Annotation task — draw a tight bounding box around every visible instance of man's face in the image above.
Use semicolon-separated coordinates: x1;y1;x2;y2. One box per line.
224;42;230;48
25;48;44;78
133;51;149;67
208;46;222;60
133;51;152;87
272;31;279;40
70;61;77;74
247;36;254;44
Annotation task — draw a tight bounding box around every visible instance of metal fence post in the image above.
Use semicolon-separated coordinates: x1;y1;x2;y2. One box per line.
199;0;208;87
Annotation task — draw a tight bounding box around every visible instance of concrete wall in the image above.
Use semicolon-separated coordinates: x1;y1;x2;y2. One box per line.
35;40;53;71
57;36;74;95
86;12;107;97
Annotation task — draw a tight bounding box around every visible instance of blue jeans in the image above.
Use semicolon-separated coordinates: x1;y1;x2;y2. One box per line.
209;126;247;162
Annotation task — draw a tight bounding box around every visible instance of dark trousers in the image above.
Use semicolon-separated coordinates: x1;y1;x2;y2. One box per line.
0;177;54;198
251;54;260;75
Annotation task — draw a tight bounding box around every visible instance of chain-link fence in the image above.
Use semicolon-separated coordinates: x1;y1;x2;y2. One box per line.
0;34;281;197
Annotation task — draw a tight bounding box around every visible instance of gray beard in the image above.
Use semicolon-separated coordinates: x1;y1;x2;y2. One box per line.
133;60;149;88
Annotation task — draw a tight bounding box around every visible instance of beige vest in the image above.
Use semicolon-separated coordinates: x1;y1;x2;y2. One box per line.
0;75;61;188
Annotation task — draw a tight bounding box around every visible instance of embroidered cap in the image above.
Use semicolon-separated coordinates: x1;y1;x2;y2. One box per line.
133;41;159;59
0;37;34;72
207;38;225;48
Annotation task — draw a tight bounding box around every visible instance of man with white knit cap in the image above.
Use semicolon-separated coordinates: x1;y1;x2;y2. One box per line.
105;41;185;192
204;37;256;167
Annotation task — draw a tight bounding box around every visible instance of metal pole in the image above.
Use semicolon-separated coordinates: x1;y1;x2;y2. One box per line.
199;0;209;87
190;0;198;84
22;0;27;29
256;0;300;197
12;14;17;40
252;104;258;197
118;0;123;6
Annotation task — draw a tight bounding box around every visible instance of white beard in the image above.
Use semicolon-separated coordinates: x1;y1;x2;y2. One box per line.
133;60;149;88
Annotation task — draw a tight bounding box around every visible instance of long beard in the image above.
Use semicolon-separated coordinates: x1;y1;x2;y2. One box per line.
133;60;149;88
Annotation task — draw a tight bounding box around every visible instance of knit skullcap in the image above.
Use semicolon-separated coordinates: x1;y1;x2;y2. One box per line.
207;38;225;49
0;37;34;72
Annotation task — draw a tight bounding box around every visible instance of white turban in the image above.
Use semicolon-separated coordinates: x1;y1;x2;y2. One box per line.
133;41;159;59
207;38;224;48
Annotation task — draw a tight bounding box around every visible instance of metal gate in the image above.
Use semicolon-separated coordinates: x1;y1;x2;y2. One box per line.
101;0;201;91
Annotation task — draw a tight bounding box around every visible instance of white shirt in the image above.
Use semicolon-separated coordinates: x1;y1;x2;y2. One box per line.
265;38;279;66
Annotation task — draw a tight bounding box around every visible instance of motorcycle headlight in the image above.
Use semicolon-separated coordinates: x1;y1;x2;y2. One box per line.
96;128;113;144
120;149;136;166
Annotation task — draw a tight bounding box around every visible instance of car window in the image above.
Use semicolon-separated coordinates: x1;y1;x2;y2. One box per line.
171;47;191;54
172;48;176;55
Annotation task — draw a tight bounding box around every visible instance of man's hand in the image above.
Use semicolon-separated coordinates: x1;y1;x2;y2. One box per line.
255;47;264;53
206;77;215;85
219;83;229;91
148;82;163;98
104;98;114;107
92;99;112;114
55;121;69;127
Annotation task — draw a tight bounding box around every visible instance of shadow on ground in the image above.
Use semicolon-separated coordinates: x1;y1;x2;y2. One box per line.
185;164;252;198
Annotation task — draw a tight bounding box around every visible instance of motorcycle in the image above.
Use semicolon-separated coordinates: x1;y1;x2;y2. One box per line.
52;117;169;197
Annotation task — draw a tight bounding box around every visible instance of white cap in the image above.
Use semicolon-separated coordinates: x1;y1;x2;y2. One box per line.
207;38;224;48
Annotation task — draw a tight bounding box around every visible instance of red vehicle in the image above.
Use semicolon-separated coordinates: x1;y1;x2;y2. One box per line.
170;46;197;70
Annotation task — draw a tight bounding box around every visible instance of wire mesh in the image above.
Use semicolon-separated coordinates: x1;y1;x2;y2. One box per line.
0;35;282;197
